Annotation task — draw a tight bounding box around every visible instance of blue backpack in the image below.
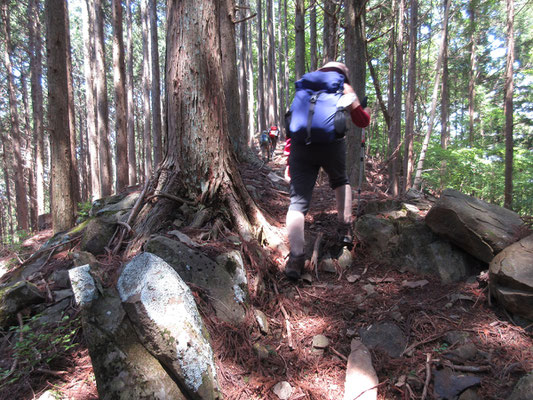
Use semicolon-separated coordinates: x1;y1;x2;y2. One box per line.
285;70;348;145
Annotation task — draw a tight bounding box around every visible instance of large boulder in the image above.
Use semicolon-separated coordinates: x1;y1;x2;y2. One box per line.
79;215;117;255
69;265;187;400
0;280;45;328
145;236;247;325
425;189;526;263
489;234;533;320
117;252;221;400
355;215;482;282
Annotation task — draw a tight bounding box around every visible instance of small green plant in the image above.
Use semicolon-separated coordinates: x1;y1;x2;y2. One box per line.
0;313;81;388
77;201;93;223
432;342;449;354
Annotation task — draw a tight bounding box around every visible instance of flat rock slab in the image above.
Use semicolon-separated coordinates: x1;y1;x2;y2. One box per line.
359;322;406;358
433;368;481;399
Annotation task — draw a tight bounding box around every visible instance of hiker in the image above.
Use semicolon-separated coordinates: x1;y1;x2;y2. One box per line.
268;125;279;158
284;61;370;280
259;130;270;161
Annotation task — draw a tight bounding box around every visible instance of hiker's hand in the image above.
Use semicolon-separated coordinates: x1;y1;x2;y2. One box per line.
343;83;360;109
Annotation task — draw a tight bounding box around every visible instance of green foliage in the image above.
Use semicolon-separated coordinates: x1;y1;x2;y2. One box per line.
77;201;93;223
0;313;81;388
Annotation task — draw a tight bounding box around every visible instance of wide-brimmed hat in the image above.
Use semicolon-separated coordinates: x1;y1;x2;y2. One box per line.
318;61;350;83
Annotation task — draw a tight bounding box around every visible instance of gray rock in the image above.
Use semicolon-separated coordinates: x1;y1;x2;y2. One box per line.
312;334;330;349
253;343;271;360
359;322;406;358
458;388;480;400
254;309;269;335
80;215;117;256
117;253;220;400
354;214;398;258
320;256;337;273
49;269;71;288
508;371;533;400
489;234;533;320
444;342;478;363
272;381;293;400
91;191;139;217
337;247;354;269
433;368;481;400
425;189;525;263
72;251;99;268
0;280;45;328
35;298;71;325
69;265;98;308
145;236;247;325
444;331;471;346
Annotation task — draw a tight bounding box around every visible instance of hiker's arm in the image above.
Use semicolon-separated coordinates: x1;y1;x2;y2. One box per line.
344;84;370;128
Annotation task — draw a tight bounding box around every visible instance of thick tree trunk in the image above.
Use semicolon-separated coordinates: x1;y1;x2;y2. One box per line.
237;0;250;147
266;0;278;127
403;0;418;193
294;0;305;79
257;0;267;133
141;0;153;180
45;0;77;233
246;1;255;143
413;0;451;190
83;0;100;200
125;0;137;186
345;0;366;187
1;1;30;232
322;0;338;63
149;0;163;167
129;0;282;255
113;0;129;192
95;0;113;196
503;0;514;209
28;0;45;216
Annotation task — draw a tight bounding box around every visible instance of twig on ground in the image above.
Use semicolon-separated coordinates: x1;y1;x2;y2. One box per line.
421;353;432;400
330;346;348;362
401;332;447;357
309;232;323;280
351;380;388;400
273;282;294;350
443;361;491;373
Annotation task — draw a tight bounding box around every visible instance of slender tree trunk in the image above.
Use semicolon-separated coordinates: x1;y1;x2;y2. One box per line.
440;0;449;150
266;0;278;127
1;1;30;232
220;0;245;156
294;0;305;78
256;0;266;132
112;0;129;192
28;0;45;216
95;0;113;196
413;0;451;190
149;0;163;167
323;0;338;63
82;0;100;200
386;0;396;160
141;0;153;180
283;0;289;111
1;140;14;238
309;1;317;71
403;0;418;193
246;1;255;143
366;49;391;130
45;0;77;233
79;115;89;201
390;0;405;197
125;0;137;186
468;0;477;147
503;0;514;209
345;0;366;187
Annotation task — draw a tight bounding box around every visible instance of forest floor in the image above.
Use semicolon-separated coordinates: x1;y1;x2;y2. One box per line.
1;143;532;399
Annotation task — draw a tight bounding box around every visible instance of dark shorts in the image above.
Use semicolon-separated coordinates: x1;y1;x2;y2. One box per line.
288;139;349;214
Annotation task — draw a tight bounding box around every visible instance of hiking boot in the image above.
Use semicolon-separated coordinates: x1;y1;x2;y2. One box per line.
284;253;305;280
337;223;354;249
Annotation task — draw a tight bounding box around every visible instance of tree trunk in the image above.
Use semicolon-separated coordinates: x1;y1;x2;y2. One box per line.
1;0;30;232
237;0;250;147
266;0;278;127
345;0;366;187
294;0;305;78
403;0;417;193
309;1;317;71
283;0;289;111
256;0;267;133
83;0;100;200
322;0;338;63
130;0;281;254
141;0;153;180
28;0;45;216
413;0;451;191
125;0;137;186
246;2;255;143
45;0;77;233
95;0;113;196
220;0;245;156
390;0;405;197
149;0;163;167
1;139;14;238
440;0;449;151
468;0;478;147
112;0;129;192
503;0;514;209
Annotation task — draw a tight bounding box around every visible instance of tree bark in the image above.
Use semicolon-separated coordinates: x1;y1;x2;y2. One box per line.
403;0;418;193
294;0;305;79
266;0;278;127
1;139;14;238
440;0;449;151
309;1;317;71
45;0;77;233
149;0;163;167
82;0;100;200
322;0;339;63
256;0;267;133
28;0;45;217
95;0;113;196
413;0;451;191
112;0;129;192
468;0;478;147
125;0;137;186
503;0;514;209
141;0;153;180
237;0;250;147
1;0;30;232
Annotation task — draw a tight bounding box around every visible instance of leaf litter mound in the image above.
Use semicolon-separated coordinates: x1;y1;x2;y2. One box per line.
0;146;532;399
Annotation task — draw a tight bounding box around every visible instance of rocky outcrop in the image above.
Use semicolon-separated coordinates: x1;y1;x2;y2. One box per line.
0;280;45;328
425;189;525;263
117;253;221;400
489;234;533;320
145;236;248;325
